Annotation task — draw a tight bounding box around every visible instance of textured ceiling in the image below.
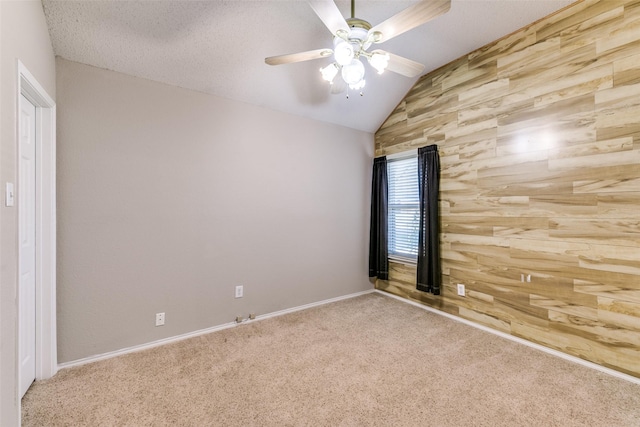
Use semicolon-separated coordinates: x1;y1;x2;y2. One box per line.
42;0;576;133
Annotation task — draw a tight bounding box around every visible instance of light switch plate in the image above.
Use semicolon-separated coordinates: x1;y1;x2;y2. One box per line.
5;183;14;207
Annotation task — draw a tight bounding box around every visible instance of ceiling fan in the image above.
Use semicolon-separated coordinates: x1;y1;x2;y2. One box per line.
265;0;451;96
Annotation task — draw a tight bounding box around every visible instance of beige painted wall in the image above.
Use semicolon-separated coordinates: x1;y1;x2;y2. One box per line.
56;58;373;363
0;1;56;425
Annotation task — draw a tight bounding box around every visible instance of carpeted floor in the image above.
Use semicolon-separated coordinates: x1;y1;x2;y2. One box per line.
22;292;640;426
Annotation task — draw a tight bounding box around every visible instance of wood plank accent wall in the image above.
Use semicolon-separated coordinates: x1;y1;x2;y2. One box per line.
374;0;640;378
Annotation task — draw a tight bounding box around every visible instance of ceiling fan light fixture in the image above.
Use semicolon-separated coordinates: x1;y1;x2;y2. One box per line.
348;25;370;46
349;78;366;91
341;58;365;85
334;39;354;66
320;63;340;82
369;52;390;74
265;0;450;96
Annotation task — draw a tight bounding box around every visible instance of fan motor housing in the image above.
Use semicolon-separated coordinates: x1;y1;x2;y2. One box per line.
347;17;372;31
345;17;372;51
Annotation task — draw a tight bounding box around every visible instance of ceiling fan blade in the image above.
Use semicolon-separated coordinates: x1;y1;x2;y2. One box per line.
373;50;425;78
368;0;451;44
265;48;333;66
309;0;349;36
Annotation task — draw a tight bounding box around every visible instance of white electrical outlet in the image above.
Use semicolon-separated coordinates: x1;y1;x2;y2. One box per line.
235;285;244;298
155;312;165;326
457;284;465;296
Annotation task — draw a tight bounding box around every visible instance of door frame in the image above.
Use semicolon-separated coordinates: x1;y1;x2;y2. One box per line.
17;60;57;383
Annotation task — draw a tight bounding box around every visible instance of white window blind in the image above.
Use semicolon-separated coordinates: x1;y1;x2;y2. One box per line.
387;156;419;260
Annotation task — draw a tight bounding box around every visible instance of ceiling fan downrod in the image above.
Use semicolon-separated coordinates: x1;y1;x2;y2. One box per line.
345;0;372;33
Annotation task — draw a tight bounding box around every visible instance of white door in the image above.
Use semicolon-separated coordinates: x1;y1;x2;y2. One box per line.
19;93;37;398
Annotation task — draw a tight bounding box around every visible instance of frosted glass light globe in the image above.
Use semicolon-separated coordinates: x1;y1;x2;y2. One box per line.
349;79;366;91
320;63;339;82
341;59;365;85
369;52;390;74
334;40;354;66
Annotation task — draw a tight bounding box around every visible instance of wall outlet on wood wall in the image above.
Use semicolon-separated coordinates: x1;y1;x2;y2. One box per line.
457;284;465;296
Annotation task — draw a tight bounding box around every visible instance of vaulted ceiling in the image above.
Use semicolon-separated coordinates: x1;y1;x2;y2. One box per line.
42;0;575;133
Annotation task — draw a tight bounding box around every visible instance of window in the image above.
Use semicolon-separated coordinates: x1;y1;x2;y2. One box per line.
387;156;419;261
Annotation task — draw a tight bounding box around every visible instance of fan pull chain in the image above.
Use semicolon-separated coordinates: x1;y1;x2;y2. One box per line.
345;89;364;99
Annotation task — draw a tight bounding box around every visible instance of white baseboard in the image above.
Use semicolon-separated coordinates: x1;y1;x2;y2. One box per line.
375;290;640;386
58;289;375;370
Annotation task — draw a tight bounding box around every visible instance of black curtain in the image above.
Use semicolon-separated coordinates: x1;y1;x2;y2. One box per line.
416;145;441;295
368;157;388;280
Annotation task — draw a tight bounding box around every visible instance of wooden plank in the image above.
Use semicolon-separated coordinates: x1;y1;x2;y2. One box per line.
531;295;599;320
576;282;640;303
406;92;459;123
459;307;511;333
549;311;640;350
596;6;640;54
560;11;625;56
535;0;619;41
501;45;597;92
468;29;536;70
613;52;640;85
548;137;633;161
597;192;640;217
598;296;640;331
549;218;640;247
513;321;640;376
533;65;613;108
